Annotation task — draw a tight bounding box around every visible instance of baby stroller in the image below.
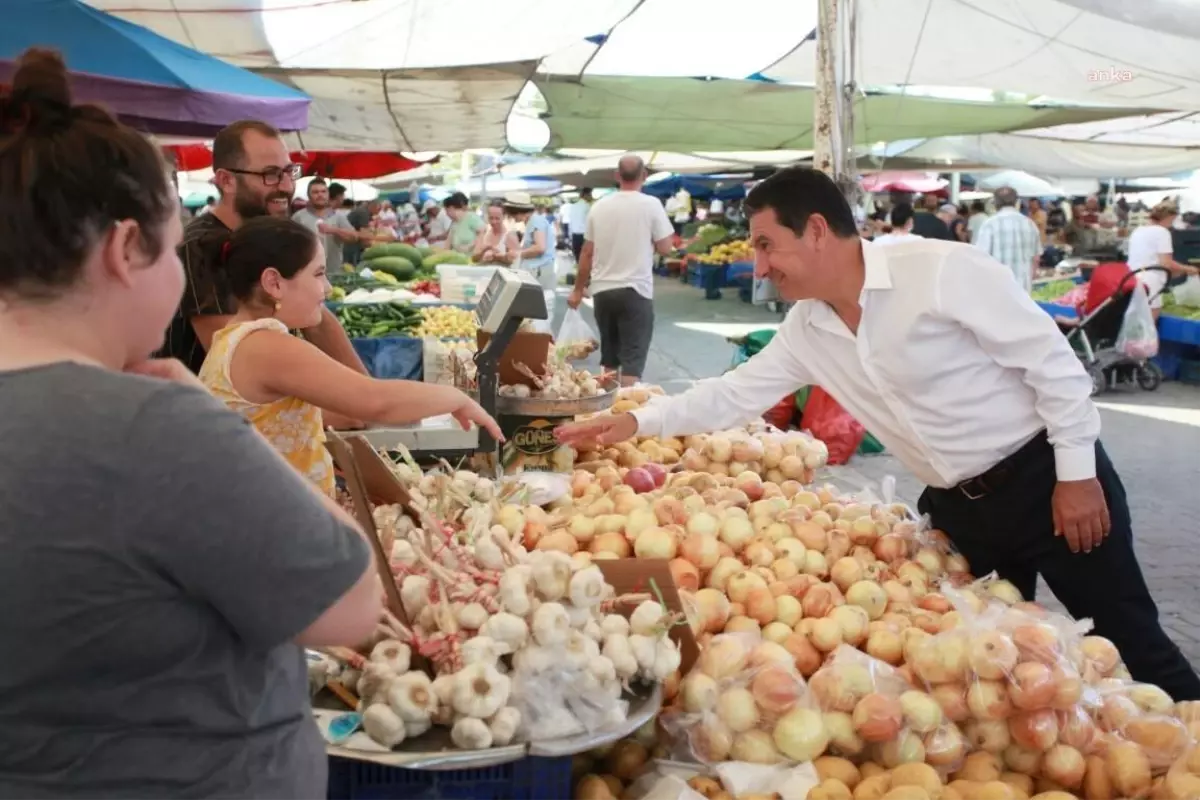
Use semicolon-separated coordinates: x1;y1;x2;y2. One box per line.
1057;263;1170;395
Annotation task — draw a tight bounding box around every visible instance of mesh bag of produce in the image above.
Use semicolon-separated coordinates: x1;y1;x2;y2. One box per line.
660;631;821;766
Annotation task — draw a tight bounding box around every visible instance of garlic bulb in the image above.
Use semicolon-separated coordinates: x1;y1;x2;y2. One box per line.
387;671;438;723
461;636;501;667
603;634;639;680
629;600;666;636
456;602;489;631
479;612;529;654
565;630;601;670
369;639;412;674
451;716;494;749
630;633;682;681
356;662;396;706
400;575;431;618
390;539;417;568
532;602;571;648
601;614;631;637
489;707;522;747
530;552;572;601
451;663;511;719
473;536;505;571
568;566;606;608
362;704;406;748
499;567;534;616
512;644;556;675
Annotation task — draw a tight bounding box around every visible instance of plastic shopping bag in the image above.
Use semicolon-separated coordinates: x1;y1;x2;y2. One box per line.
554;307;599;360
1174;274;1200;307
1115;286;1160;360
801;387;866;465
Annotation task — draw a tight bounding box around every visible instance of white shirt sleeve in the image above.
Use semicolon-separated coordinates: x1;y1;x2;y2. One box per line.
936;247;1100;481
1154;225;1173;254
632;310;816;438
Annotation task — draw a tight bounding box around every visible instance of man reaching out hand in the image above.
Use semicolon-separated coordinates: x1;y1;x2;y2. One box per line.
555;167;1199;701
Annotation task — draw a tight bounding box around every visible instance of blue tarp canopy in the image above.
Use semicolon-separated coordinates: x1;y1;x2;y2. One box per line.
641;174;747;201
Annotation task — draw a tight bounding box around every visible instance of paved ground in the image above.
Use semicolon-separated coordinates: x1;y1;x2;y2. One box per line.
557;276;1200;667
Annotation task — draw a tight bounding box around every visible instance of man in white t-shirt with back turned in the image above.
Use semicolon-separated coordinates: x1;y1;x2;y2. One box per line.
568;154;674;385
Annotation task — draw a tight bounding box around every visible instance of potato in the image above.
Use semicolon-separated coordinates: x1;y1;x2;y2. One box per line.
688;776;724;799
955;752;1002;783
852;775;892;800
881;788;930;800
1000;772;1034;797
808;781;852;800
1106;741;1152;799
1081;756;1113;800
888;763;941;796
814;756;861;789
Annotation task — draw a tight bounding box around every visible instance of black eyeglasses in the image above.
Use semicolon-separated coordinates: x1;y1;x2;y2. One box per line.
224;164;302;186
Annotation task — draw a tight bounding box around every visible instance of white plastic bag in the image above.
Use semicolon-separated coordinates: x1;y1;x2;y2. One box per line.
1174;274;1200;307
555;307;599;360
1115;286;1160;359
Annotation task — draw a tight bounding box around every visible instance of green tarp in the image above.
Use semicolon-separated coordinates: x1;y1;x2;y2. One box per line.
537;75;1157;151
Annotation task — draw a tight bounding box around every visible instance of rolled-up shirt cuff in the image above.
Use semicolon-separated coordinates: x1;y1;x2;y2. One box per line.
1054;444;1097;482
630;404;665;439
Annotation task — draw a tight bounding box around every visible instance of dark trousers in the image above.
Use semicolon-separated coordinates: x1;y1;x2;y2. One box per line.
592;287;654;379
571;233;585;263
918;434;1200;701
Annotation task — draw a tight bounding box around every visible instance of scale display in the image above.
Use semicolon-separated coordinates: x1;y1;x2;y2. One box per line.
475;269;548;333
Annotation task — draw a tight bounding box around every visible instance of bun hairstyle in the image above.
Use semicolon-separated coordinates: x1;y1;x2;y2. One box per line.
0;48;175;298
199;217;319;304
1149;202;1178;223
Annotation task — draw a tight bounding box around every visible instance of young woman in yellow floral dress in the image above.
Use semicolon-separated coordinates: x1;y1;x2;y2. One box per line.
199;217;501;495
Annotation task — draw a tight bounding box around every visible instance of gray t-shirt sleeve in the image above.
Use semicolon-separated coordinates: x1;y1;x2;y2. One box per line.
123;384;371;652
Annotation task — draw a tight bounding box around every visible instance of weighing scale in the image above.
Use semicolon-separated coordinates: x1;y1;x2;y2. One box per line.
356;268;549;462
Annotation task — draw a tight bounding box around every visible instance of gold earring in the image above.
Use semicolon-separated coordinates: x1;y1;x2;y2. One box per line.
274;301;281;312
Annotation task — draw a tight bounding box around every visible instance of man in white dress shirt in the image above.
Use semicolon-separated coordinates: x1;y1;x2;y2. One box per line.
556;167;1199;700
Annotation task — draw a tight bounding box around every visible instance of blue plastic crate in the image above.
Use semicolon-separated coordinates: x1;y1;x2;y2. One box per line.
327;755;573;800
1180;359;1200;386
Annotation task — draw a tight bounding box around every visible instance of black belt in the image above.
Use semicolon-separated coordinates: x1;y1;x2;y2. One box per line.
953;430;1049;500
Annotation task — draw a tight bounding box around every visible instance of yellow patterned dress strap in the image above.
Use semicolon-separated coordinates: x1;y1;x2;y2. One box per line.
201;319;336;497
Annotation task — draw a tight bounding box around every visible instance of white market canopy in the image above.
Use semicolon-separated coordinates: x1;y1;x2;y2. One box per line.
88;0;1200;151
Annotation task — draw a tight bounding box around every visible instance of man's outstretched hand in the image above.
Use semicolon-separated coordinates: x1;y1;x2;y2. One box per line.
555;412;638;447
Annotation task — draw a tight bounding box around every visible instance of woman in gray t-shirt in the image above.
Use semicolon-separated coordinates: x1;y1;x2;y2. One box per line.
0;48;381;798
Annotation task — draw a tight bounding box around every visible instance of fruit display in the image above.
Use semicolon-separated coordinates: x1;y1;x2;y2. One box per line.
333;301;422;338
695;239;754;266
320;469;677;752
361;242;428;281
414;305;478;338
422;250;472;270
686;224;731;255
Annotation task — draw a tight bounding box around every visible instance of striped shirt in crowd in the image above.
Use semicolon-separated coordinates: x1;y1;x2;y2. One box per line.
973;207;1041;293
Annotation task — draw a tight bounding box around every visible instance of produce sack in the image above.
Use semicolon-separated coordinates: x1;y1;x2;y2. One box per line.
1115;284;1160;359
801;387;865;466
350;336;424;380
660;631;820;765
555;308;600;360
1174;274;1200;307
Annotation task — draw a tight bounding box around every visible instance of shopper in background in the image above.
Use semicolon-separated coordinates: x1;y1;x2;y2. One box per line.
442;192;484;254
938;203;967;243
0;47;383;798
568;154;674;386
966;200;990;243
160;122;366;382
1027;197;1049;243
869;203;920;246
568;187;593;263
1126;202;1199;318
557;166;1200;701
911;194;953;240
292;179;358;273
504;192;558;296
424;198;452;248
974;186;1042;293
473;203;518;264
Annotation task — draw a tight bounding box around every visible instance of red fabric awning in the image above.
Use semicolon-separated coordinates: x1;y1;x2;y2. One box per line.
860;172;948;194
290;151;428;180
163;143;213;171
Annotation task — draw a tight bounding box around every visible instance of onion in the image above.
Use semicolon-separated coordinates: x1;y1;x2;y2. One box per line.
652;497;687;526
734;471;765;501
745;587;778;625
706;557;744;591
1042;744;1085;789
680;533;720;570
706;435;733;463
692;587;731;633
536;530;578;553
718;515;754;552
669;558;700;591
743;540;775;567
1009;708;1059;751
773;708;829;762
569;515;597;543
727;570;769;603
730;730;782;764
751;665;803;715
633;526;677;559
680;671;720;713
589;531;631;558
605;740;648;782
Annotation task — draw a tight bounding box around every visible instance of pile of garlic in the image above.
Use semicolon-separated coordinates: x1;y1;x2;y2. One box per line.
499;360;606;401
351;502;680;752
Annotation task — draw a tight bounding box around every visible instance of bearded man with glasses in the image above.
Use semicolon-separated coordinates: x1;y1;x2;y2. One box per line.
159;121;368;426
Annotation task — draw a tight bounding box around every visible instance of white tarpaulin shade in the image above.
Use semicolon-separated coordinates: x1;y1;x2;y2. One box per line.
891;134;1200;178
89;0;1200;150
973;171;1063;197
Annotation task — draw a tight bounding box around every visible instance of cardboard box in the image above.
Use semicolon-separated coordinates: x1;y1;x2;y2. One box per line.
595;558;699;677
477;329;552;387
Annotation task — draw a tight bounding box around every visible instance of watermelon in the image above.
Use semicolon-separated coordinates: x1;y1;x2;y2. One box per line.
362;244;392;261
421;251;471;270
386;242;424;266
417;245;435;260
366;256;417;280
